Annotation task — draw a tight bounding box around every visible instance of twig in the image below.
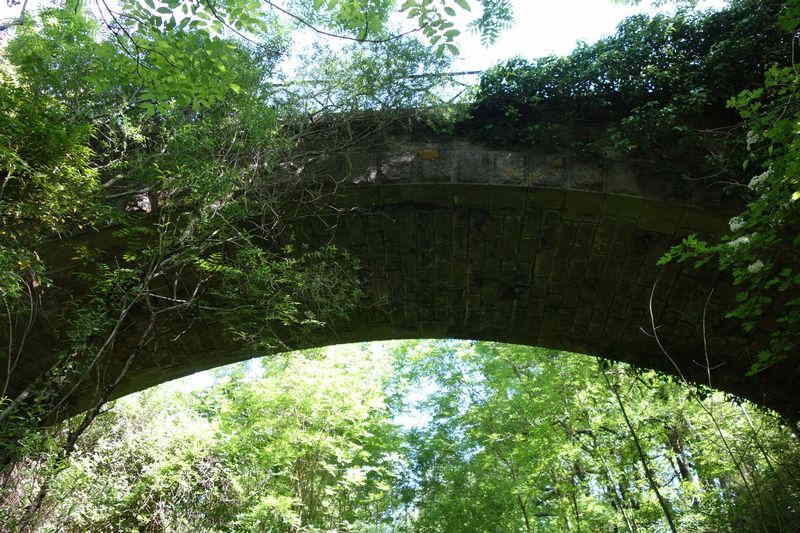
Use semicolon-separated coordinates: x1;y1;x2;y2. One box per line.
701;288;714;387
266;70;483;88
647;278;687;383
262;0;422;44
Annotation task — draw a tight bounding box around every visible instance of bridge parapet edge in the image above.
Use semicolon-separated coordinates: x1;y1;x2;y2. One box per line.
321;135;742;214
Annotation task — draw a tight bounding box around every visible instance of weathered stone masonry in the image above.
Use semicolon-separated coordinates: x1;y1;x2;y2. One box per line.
9;131;800;422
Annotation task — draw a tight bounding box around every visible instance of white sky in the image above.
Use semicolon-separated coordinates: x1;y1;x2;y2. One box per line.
3;0;727;69
453;0;726;71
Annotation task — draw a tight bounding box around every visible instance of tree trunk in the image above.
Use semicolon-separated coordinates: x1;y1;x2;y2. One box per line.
602;367;679;533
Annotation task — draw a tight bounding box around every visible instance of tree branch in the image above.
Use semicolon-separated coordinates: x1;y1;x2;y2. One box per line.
261;0;422;44
0;0;29;33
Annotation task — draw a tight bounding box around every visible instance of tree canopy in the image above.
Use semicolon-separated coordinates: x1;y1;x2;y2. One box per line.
3;341;799;531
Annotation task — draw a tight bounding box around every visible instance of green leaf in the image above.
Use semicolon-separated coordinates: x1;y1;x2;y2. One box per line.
157;6;172;13
454;0;470;11
144;0;155;9
444;6;456;16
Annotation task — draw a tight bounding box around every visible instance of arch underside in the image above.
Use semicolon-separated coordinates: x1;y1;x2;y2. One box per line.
67;183;797;422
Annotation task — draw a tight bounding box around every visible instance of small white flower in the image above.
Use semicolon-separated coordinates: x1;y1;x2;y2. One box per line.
749;169;770;190
747;260;765;274
746;130;760;149
729;216;745;232
728;236;751;248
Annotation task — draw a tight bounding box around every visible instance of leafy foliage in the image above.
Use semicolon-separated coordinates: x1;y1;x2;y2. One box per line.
465;0;800;376
0;0;513;524
399;0;512;52
5;341;799;532
390;341;800;533
3;348;402;531
290;36;454;112
467;0;788;182
3;0;800;529
0;77;105;305
0;0;387;473
658;0;800;374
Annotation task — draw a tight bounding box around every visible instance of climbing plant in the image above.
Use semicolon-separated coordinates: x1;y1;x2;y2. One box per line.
467;0;800;377
659;0;800;375
467;0;788;184
4;0;800;528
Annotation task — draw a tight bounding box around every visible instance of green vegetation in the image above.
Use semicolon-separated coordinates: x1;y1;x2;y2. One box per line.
659;10;800;374
18;348;401;531
3;341;798;531
0;0;510;516
0;0;503;469
467;0;787;180
466;0;800;376
393;341;800;533
2;0;800;529
0;0;513;523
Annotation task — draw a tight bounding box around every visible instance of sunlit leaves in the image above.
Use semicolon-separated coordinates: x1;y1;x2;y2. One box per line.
197;348;401;530
391;340;800;532
400;0;510;53
286;0;394;40
293;36;453;111
666;58;800;374
0;80;108;309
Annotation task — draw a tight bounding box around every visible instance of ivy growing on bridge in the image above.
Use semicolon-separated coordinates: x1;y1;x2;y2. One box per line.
466;0;788;186
466;0;800;378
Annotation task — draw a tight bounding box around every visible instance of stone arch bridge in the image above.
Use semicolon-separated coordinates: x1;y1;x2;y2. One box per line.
6;129;800;423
